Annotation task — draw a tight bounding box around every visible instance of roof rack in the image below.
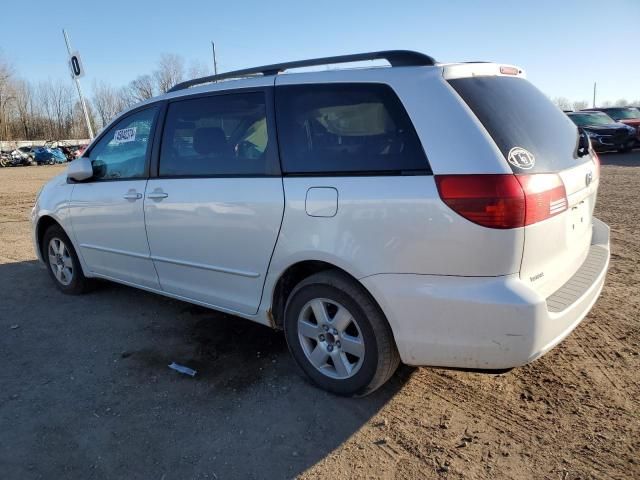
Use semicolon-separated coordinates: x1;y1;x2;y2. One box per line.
168;50;436;92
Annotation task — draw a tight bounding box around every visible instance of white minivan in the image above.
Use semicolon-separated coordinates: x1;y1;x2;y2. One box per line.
32;51;609;396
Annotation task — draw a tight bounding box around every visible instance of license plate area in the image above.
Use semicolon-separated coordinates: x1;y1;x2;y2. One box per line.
569;200;590;237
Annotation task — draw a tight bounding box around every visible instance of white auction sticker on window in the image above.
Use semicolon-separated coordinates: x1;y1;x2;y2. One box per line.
113;127;136;143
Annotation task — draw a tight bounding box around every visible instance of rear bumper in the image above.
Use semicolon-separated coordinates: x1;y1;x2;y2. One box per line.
361;218;610;369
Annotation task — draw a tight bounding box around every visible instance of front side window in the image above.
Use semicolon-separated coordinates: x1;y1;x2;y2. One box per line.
88;106;158;180
276;84;428;174
159;92;272;176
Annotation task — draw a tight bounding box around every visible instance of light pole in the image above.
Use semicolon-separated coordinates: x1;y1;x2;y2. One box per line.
62;29;94;139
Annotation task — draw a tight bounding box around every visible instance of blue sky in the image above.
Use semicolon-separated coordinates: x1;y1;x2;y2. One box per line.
2;0;639;103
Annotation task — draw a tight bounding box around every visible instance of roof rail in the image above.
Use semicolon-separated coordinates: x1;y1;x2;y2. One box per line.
168;50;436;93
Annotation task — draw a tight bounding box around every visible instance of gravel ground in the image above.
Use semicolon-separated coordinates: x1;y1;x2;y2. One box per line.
0;154;638;480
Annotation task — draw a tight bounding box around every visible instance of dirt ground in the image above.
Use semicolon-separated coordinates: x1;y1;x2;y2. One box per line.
0;154;638;480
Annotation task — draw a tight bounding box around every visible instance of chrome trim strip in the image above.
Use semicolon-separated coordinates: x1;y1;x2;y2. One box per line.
80;243;260;278
80;243;150;260
150;255;260;278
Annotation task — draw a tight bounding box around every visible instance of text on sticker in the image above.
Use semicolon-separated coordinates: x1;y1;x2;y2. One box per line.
113;127;136;143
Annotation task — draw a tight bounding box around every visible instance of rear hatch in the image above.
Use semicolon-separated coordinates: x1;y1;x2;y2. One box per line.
446;68;599;298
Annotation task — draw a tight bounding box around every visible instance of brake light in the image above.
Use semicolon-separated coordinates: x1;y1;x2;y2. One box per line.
500;66;520;75
435;174;567;229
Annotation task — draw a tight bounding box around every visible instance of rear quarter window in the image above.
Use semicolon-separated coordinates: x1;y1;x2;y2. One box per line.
449;76;589;173
275;83;429;175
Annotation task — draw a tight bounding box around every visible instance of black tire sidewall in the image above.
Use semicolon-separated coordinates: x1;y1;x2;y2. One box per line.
42;226;86;294
284;281;381;396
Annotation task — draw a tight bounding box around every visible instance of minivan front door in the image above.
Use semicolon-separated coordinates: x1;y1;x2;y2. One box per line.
144;90;283;315
70;106;160;289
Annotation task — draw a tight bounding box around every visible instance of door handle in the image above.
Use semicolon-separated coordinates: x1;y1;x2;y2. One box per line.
123;192;143;200
147;191;168;200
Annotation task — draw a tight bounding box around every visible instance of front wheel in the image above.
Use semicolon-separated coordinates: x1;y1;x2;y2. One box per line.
42;225;91;294
284;270;400;396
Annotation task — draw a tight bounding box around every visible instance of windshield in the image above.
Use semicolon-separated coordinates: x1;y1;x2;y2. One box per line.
604;108;640;120
449;76;588;173
569;113;616;127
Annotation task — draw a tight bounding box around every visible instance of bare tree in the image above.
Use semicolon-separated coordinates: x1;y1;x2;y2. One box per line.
93;80;130;129
12;80;34;138
127;74;155;103
552;97;572;111
188;60;210;79
614;98;629;107
154;53;185;93
0;54;15;140
572;100;589;111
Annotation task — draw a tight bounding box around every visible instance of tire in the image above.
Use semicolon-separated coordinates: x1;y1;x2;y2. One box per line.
283;270;400;397
42;225;91;294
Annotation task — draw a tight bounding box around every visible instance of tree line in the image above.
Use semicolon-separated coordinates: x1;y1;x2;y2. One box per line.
551;97;640;112
0;53;209;141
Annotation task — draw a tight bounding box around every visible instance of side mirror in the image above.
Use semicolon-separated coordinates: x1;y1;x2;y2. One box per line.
67;157;93;182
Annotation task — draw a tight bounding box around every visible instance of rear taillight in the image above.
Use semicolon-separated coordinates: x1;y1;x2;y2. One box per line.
435;174;567;229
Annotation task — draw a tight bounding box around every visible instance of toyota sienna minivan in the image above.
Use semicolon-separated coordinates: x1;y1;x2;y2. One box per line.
32;51;609;396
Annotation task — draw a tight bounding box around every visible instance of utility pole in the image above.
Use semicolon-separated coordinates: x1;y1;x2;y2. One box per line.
62;29;94;139
211;41;218;80
592;82;597;108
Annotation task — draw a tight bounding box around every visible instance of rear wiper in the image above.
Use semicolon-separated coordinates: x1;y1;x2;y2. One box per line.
576;128;590;158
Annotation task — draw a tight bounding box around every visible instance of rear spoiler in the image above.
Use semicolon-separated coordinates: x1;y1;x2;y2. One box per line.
442;63;526;80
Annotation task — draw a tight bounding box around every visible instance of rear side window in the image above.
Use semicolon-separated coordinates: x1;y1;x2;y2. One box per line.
276;83;429;175
449;76;589;173
159;92;275;176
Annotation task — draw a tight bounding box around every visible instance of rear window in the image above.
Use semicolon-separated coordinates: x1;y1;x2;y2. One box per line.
276;83;429;175
449;76;589;173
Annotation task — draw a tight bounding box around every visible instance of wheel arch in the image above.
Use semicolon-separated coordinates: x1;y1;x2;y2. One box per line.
269;260;391;335
36;215;64;260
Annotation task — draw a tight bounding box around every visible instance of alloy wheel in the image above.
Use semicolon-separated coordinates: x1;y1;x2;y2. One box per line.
297;298;365;379
48;237;73;286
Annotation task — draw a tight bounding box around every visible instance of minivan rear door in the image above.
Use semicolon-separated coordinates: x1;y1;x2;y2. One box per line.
448;71;599;297
144;87;284;316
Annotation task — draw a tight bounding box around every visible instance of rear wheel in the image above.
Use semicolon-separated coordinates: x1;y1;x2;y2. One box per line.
42;225;91;294
284;270;400;396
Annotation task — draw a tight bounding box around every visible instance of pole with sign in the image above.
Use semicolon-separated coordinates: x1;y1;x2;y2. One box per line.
62;29;94;139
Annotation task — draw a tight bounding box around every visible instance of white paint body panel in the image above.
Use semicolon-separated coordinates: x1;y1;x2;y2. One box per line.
362;219;609;368
270;175;523;278
144;178;284;315
69;180;160;289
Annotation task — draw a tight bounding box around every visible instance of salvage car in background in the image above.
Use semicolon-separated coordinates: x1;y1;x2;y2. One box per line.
567;111;636;152
32;146;68;165
583;107;640;145
6;146;37;166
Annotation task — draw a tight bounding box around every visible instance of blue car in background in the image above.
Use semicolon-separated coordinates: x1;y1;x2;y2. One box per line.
32;146;67;165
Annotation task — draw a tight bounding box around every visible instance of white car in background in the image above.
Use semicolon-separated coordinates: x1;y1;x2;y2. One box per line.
32;51;609;396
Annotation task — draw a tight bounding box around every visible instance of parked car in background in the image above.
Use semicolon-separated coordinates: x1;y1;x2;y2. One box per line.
9;146;36;166
582;107;640;145
32;146;68;165
73;144;88;158
32;51;609;396
567;111;636;152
